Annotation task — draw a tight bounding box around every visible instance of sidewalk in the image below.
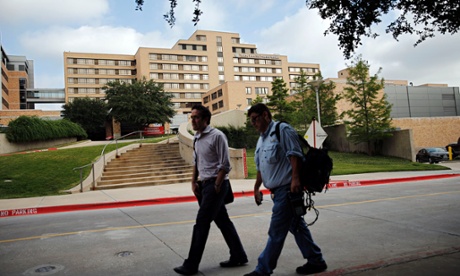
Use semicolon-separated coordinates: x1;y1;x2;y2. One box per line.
1;164;459;218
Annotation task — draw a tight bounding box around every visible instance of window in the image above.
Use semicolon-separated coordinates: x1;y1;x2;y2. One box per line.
196;35;206;41
245;87;252;94
256;87;268;95
119;70;131;75
202;74;209;80
247;98;252;105
217;57;224;63
119;60;131;66
150;73;159;79
149;63;158;70
218;66;224;72
233;58;239;63
149;54;158;60
217;46;223;52
203;84;209;89
202;65;208;71
201;56;208;62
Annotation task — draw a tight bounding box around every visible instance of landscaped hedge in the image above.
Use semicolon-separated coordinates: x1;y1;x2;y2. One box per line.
217;125;259;149
6;116;87;143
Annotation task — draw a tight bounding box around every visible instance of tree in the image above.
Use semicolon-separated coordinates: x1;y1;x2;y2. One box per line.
136;1;460;59
291;71;341;130
62;97;108;139
267;78;295;122
104;78;176;130
343;56;394;155
307;0;460;59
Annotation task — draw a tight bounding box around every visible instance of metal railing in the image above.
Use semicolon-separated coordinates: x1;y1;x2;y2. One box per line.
73;131;145;192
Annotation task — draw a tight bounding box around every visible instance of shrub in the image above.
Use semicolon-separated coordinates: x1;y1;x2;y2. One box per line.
216;125;259;149
6;116;87;143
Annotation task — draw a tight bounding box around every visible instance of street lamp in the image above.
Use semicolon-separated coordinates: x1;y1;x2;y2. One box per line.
308;79;324;126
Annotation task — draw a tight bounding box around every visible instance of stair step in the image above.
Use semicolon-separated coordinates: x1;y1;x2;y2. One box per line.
95;142;192;190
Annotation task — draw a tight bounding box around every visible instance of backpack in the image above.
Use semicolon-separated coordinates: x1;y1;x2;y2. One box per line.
272;122;333;194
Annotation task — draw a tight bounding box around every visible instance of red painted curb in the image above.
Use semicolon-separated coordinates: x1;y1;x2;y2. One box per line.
1;174;459;218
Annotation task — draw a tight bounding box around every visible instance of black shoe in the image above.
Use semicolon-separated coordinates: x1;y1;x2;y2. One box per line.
296;261;327;275
173;265;198;275
219;258;248;267
244;271;262;276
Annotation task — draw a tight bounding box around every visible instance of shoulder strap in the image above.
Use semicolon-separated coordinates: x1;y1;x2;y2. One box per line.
271;121;312;149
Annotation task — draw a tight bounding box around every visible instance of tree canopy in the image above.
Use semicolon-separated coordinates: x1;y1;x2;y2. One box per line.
291;71;340;130
135;0;460;58
104;78;176;130
62;97;108;137
343;56;394;154
267;78;295;122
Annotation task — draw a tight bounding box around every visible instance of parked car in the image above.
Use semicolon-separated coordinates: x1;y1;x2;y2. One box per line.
415;147;449;164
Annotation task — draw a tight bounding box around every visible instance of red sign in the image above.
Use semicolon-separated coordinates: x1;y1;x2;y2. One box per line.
143;125;165;136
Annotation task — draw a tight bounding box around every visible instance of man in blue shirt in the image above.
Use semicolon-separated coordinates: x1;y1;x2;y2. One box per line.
174;105;248;275
244;103;327;276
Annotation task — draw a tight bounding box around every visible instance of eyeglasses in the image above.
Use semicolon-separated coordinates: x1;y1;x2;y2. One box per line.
190;115;201;120
250;114;261;124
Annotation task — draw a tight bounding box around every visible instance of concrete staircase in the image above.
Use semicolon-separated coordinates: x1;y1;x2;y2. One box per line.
94;142;193;190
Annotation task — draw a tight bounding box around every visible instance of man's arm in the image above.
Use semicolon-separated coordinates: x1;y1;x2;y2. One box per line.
290;155;302;193
253;171;263;205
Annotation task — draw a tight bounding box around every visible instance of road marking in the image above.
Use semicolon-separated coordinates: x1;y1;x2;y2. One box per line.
1;190;459;244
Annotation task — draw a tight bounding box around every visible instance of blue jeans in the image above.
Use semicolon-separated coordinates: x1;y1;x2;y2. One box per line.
255;185;324;275
183;179;247;270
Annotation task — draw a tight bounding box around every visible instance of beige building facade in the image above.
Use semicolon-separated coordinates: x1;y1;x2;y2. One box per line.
64;30;320;116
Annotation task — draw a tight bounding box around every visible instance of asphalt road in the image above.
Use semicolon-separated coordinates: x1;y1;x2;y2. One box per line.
1;177;460;276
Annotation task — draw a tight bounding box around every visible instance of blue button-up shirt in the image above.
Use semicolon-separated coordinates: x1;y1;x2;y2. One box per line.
255;121;303;189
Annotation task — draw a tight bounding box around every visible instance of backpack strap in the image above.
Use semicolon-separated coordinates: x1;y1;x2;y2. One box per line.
271;121;313;150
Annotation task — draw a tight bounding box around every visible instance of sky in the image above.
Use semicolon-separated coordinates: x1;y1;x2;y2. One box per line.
1;0;459;103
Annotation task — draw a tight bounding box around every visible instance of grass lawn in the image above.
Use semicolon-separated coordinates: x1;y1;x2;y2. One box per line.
0;141;449;199
244;148;448;179
0;136;171;199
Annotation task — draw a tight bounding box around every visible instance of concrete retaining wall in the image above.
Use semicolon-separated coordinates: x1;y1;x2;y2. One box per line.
178;109;247;179
0;133;77;155
325;124;415;161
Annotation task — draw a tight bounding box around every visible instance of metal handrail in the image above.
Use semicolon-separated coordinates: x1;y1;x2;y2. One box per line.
73;131;145;192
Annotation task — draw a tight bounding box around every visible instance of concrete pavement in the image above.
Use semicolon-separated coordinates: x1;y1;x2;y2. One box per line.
1;162;459;218
1;141;460;275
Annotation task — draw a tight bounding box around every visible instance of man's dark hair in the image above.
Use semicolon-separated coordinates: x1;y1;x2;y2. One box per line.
192;104;212;124
247;103;272;120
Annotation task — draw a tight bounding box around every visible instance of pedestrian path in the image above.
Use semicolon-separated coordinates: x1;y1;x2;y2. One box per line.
1;166;459;218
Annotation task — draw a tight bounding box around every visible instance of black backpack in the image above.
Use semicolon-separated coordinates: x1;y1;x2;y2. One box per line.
272;122;333;194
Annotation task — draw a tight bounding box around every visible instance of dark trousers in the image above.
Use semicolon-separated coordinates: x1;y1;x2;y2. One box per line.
183;179;247;270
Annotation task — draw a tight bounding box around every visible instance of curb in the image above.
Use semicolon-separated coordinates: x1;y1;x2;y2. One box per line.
1;173;459;218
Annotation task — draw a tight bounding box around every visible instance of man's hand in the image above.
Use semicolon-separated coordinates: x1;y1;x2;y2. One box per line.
254;188;263;206
192;182;201;198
